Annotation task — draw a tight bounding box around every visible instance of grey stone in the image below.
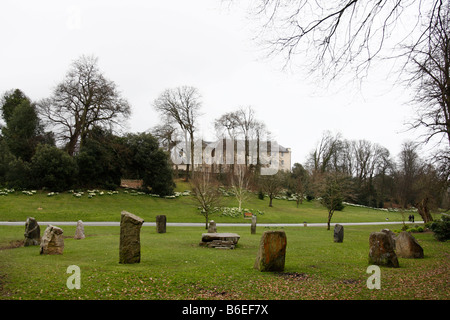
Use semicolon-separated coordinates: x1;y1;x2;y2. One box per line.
74;220;85;239
381;229;396;247
334;224;344;242
251;216;257;234
119;211;144;264
395;231;424;258
39;225;64;255
207;220;217;233
200;232;240;249
368;232;399;268
201;233;240;244
156;215;166;234
24;217;40;246
254;230;287;272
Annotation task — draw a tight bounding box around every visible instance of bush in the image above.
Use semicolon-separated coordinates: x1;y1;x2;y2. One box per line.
31;144;78;191
76;135;121;189
5;158;32;189
258;190;265;200
429;215;450;241
123;133;174;197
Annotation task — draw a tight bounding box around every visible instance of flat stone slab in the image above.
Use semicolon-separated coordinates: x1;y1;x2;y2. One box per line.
201;233;240;244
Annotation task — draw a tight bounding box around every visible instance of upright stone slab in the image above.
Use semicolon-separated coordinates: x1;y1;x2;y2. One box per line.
208;220;217;233
74;220;85;239
381;229;396;247
119;211;144;264
251;216;257;235
334;224;344;242
254;230;287;272
39;225;64;255
395;231;424;258
24;217;40;246
368;232;399;268
156;215;166;234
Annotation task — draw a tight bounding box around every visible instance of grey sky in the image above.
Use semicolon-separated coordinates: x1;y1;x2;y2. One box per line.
0;0;425;166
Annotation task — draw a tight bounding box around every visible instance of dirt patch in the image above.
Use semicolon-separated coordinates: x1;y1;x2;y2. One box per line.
277;272;310;281
0;240;24;250
339;279;362;285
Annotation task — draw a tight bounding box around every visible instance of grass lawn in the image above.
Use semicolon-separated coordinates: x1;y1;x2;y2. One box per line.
0;181;448;301
0;179;433;224
0;224;448;300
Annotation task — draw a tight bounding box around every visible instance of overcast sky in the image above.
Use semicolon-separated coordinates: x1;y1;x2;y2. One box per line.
0;0;427;166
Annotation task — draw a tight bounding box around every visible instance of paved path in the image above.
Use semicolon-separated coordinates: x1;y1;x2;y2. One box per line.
0;221;422;227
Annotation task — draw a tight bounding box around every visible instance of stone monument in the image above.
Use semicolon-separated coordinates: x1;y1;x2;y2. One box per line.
156;215;166;234
74;220;85;239
40;225;64;255
334;224;344;242
395;231;424;258
119;211;144;264
24;217;40;246
254;230;287;272
368;232;399;268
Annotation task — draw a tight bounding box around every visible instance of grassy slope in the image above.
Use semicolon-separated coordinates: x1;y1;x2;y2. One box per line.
0;180;426;224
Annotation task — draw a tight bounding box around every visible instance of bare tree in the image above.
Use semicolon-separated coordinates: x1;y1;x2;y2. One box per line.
406;2;450;178
315;171;351;230
260;171;285;207
235;106;256;168
234;0;443;80
190;168;222;229
38;55;131;156
307;131;343;173
154;86;202;180
395;141;421;208
214;111;240;140
290;163;309;207
230;164;252;211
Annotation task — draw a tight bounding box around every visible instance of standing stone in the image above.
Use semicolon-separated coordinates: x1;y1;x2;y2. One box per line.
24;217;40;246
381;229;396;247
119;211;144;264
39;225;64;255
74;220;85;239
334;224;344;243
395;231;424;258
251;215;257;234
156;215;166;234
208;220;217;233
254;230;287;272
368;232;399;268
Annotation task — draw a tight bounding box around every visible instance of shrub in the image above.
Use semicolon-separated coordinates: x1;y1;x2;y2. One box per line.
31;144;78;191
5;158;32;189
258;190;265;200
429;216;450;241
76;137;121;189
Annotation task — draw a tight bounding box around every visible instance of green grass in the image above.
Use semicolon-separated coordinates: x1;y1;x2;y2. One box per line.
0;225;448;300
0;182;448;300
0;183;430;224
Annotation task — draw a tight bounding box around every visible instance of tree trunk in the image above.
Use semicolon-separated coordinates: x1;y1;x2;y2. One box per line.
327;210;333;230
416;197;433;223
269;196;273;207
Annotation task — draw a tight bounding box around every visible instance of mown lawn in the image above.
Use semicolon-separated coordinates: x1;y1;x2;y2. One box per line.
0;181;427;224
0;224;448;300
